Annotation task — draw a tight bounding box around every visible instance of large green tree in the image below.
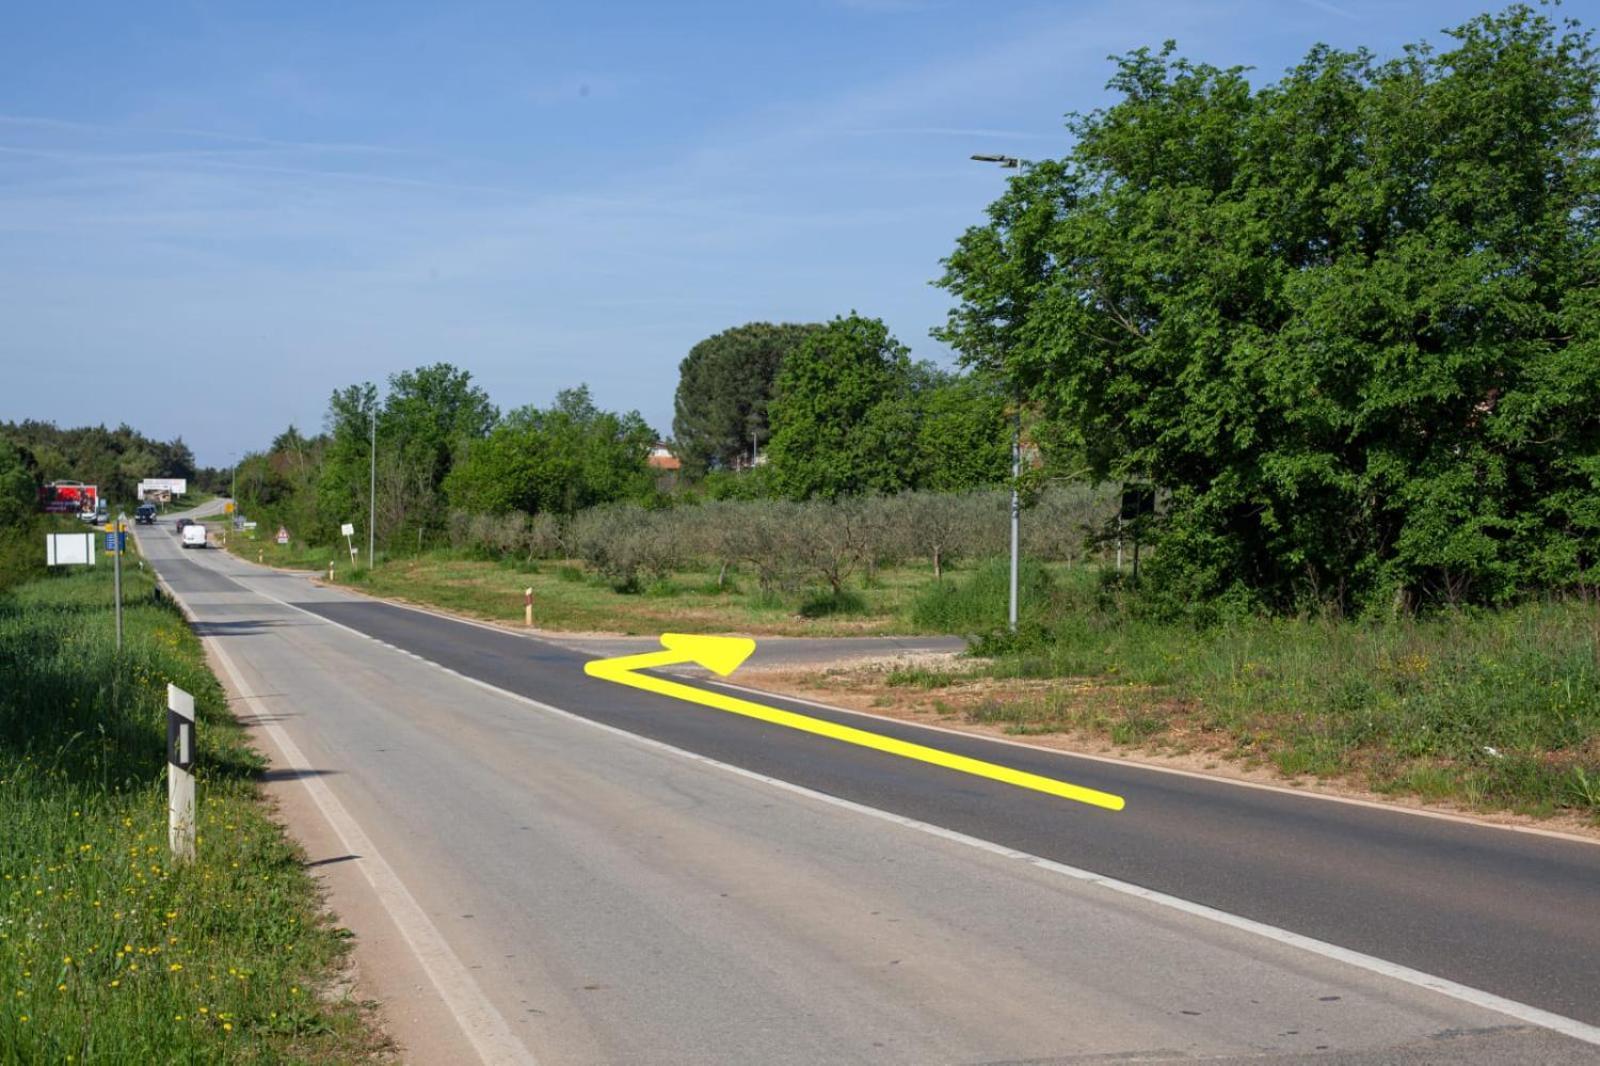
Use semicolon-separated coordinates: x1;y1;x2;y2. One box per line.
914;370;1011;493
0;436;39;530
314;364;496;548
445;386;656;516
673;322;822;475
315;381;380;543
938;5;1600;612
766;314;921;499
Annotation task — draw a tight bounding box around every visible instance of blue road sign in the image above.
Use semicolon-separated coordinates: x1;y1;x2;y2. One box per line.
104;531;126;553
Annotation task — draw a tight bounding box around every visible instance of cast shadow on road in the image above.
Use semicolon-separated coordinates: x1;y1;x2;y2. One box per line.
190;619;288;637
303;854;361;869
257;767;341;784
234;712;297;728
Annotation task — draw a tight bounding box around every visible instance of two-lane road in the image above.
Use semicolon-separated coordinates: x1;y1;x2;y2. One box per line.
137;511;1600;1064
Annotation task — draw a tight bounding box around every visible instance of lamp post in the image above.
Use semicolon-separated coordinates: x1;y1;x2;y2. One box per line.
971;153;1025;632
368;407;376;568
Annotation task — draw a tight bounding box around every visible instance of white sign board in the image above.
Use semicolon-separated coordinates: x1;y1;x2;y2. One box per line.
340;523;355;537
136;478;188;498
46;532;97;566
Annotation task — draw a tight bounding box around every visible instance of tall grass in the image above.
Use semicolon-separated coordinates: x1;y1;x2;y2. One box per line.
0;562;378;1062
911;557;1056;634
957;573;1600;817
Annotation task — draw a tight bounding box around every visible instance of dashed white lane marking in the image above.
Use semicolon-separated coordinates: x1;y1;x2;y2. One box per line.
167;543;1600;1050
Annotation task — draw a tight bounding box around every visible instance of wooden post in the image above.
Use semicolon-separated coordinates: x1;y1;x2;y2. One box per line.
524;587;534;627
167;684;196;862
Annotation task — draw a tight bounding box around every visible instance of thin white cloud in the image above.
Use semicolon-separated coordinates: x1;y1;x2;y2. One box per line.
0;113;407;155
1293;0;1358;20
840;126;1054;140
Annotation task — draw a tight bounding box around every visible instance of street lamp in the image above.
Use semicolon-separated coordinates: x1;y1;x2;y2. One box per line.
368;407;376;568
970;153;1022;171
971;153;1025;632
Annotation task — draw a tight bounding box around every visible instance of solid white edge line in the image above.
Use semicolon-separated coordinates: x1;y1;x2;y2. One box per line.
213;565;1600;1050
142;541;538;1066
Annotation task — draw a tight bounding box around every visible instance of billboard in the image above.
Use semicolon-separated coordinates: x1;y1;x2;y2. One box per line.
136;478;188;498
39;481;98;514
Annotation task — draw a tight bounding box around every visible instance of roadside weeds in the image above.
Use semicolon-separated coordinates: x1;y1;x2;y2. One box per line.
0;556;394;1063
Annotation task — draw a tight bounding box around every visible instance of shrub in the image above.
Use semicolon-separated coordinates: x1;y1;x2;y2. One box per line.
911;556;1056;633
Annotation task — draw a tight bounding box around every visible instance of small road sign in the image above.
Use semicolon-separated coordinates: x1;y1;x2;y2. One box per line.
340;522;355;537
103;531;127;553
276;526;289;545
46;532;96;566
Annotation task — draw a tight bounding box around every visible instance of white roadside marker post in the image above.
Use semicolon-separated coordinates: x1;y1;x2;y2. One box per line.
328;560;335;583
167;684;197;862
524;587;533;627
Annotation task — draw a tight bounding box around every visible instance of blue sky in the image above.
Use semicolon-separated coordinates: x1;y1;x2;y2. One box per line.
0;0;1513;465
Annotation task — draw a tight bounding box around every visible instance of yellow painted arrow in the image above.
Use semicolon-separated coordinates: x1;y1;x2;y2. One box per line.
584;634;1125;812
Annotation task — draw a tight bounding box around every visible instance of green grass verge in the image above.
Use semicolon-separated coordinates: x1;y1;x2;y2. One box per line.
227;539;956;636
934;569;1600;820
0;551;383;1061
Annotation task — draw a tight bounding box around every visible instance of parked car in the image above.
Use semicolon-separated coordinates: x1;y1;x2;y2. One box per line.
181;524;208;549
175;517;192;532
135;504;157;525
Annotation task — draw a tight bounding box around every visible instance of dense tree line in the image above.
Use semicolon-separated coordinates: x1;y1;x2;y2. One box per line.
0;420;201;504
939;5;1600;614
234;366;659;551
238;313;1018;556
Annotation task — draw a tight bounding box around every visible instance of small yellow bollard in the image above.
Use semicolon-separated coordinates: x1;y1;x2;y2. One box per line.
524;587;534;627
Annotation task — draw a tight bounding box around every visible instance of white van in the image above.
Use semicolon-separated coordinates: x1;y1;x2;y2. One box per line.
181;524;208;549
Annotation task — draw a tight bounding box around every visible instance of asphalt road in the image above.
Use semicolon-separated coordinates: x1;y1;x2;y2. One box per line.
137;511;1600;1064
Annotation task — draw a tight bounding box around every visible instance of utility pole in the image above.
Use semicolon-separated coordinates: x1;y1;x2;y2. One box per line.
368;407;376;568
972;153;1026;631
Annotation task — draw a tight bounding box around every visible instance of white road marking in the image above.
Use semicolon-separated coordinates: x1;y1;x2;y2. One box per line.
144;550;537;1066
170;545;1600;1049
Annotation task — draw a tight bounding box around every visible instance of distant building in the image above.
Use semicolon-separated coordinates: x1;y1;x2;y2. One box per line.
647;444;681;472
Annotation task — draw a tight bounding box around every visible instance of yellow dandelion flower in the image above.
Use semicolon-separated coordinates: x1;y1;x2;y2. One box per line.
168;963;182;972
